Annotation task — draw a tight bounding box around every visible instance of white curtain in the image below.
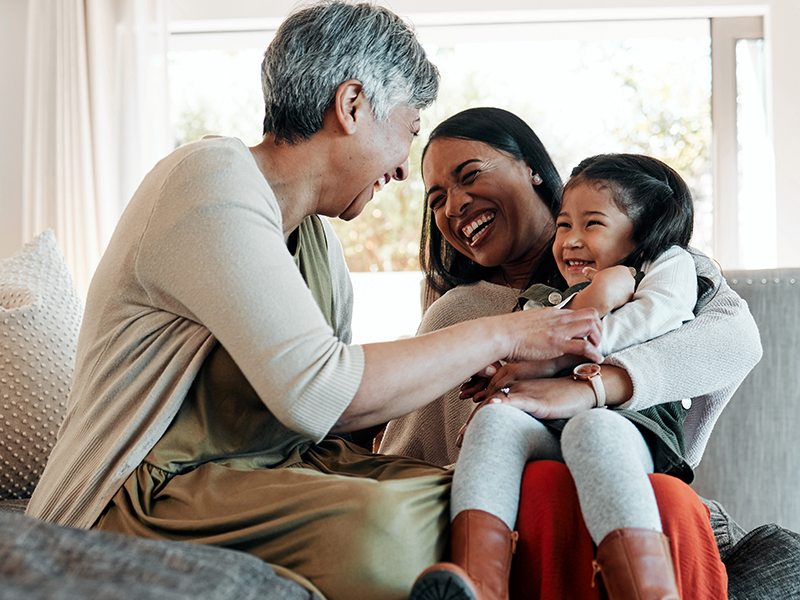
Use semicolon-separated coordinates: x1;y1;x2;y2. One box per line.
23;0;170;297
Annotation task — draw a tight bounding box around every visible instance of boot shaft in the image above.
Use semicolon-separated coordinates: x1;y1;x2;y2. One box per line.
594;528;680;600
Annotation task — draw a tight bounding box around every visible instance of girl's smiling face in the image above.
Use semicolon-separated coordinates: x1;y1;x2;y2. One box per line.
554;182;636;287
422;137;554;285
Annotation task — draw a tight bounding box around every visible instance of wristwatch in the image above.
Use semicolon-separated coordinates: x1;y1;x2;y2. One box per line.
573;363;606;408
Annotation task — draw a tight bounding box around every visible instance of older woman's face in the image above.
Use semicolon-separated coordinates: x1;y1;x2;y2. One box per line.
422;137;555;272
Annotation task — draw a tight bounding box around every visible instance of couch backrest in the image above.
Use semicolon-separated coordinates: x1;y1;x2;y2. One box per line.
692;268;800;533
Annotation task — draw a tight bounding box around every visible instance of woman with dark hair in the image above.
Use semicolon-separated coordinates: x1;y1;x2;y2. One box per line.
380;107;762;599
414;153;723;600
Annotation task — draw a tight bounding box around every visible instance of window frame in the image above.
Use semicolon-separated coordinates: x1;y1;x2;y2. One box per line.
710;16;766;268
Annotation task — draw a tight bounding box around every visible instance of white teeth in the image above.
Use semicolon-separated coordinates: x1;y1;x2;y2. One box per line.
462;213;495;238
374;178;385;192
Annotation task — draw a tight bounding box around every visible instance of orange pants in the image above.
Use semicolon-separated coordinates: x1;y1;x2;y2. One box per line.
510;460;728;599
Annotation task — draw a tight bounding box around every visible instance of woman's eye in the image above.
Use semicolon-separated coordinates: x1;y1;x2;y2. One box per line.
429;196;445;211
462;170;479;184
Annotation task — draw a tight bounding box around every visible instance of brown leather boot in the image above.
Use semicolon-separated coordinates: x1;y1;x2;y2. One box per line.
409;509;518;600
593;528;681;600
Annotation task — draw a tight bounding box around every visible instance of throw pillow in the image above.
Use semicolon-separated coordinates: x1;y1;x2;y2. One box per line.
0;230;82;500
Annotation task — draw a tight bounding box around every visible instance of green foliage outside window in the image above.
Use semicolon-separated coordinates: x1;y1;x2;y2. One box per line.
170;34;712;273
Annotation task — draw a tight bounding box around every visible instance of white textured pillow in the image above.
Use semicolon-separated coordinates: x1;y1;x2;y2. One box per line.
0;230;82;500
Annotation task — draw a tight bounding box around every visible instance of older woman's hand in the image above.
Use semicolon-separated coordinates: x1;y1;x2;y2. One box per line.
504;307;603;364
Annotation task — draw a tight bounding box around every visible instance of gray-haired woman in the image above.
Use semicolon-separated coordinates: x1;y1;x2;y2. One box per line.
25;4;603;599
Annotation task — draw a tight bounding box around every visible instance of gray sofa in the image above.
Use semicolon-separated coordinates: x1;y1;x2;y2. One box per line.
0;232;798;599
692;268;800;535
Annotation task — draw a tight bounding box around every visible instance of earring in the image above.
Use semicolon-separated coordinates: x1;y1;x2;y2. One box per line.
532;173;543;185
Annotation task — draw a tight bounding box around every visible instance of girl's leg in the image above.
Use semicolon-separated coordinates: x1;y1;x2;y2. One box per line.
560;408;658;544
560;409;680;600
451;402;562;529
411;402;560;600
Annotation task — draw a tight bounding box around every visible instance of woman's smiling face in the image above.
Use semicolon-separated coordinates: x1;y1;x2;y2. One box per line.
421;137;555;283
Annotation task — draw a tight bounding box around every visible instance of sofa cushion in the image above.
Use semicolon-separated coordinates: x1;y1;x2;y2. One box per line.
0;230;82;500
725;523;800;600
0;510;322;599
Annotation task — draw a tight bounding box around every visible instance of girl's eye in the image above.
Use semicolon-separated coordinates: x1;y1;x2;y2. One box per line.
556;222;570;229
587;220;603;227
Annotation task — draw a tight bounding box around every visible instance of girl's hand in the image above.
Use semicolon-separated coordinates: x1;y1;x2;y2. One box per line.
459;361;502;400
488;376;597;420
574;265;635;316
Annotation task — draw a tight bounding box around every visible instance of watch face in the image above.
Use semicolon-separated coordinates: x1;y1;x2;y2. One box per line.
574;363;601;378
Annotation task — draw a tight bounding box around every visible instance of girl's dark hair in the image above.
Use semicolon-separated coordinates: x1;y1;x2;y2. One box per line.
564;153;714;298
419;107;563;296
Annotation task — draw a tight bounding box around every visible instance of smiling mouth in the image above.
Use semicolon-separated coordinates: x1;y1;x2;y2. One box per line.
565;259;593;268
462;212;496;247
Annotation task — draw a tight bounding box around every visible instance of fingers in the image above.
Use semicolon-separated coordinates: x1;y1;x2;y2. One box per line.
485;368;517;399
562;307;602;341
562;338;604;364
477;362;501;378
460;375;490;399
503;307;604;366
582;266;598;280
542;308;602;360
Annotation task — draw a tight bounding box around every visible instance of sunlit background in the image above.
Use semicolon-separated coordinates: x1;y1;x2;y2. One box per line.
168;16;769;343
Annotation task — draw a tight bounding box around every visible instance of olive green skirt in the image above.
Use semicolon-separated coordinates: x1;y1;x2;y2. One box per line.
96;438;452;600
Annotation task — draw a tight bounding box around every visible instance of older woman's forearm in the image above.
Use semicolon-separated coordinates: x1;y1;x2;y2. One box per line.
334;308;603;431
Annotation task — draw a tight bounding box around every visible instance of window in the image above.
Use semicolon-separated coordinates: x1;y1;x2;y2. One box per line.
168;13;766;342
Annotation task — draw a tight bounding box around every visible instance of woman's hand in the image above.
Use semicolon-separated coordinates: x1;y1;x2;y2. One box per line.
488;376;597;420
462;356;586;402
504;306;603;364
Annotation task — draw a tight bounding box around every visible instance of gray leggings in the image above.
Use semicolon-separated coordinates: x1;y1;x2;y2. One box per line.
451;402;660;544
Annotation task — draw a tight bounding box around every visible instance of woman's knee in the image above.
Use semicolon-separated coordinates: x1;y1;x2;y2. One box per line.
344;478;447;563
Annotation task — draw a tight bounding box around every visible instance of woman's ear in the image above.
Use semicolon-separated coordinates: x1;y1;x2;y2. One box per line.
332;79;368;136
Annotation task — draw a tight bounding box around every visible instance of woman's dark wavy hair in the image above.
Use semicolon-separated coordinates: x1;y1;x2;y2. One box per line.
565;153;714;298
419;107;563;296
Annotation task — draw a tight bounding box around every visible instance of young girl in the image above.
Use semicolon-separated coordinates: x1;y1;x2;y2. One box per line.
410;153;711;600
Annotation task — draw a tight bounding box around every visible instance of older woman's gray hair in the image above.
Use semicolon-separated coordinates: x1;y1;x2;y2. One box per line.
261;1;439;143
